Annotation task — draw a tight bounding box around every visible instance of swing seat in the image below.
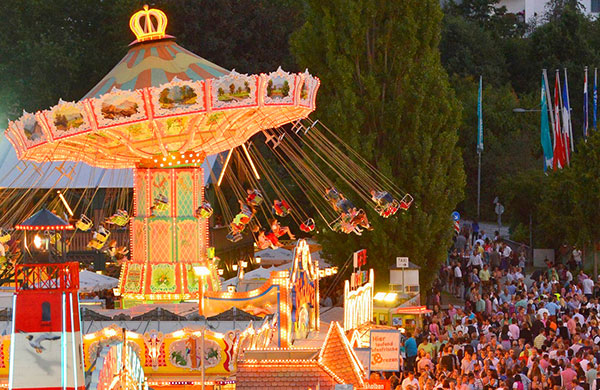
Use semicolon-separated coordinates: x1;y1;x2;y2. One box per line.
273;201;291;217
241;203;254;218
399;194;414;210
328;216;343;233
300;218;315;233
226;232;243;243
106;210;129;226
195;202;213;219
76;215;93;231
376;199;400;218
153;194;169;211
0;229;11;244
88;229;110;250
233;213;251;227
247;190;264;207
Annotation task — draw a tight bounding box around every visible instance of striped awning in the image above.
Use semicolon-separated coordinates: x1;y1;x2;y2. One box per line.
84;38;229;99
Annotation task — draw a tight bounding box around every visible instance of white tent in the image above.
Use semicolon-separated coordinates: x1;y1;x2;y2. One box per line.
254;247;294;266
0;135;226;188
79;270;119;293
242;266;272;280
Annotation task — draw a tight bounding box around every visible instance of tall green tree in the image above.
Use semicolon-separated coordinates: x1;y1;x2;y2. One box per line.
291;0;465;290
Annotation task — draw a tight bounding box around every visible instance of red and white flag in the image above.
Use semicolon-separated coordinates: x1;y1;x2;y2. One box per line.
553;73;567;170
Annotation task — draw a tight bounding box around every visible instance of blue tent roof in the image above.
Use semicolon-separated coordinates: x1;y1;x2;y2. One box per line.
15;208;72;230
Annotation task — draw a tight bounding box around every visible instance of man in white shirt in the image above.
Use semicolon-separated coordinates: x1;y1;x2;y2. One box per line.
468;252;482;270
401;370;419;390
566;269;574;285
583;276;595;298
454;264;463;297
502;244;512;259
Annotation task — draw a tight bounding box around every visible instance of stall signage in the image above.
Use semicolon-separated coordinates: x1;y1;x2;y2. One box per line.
351;270;368;289
369;330;401;372
353;249;367;268
396;257;409;268
361;380;391;390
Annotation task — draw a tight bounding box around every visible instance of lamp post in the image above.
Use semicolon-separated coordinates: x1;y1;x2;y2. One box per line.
192;265;211;390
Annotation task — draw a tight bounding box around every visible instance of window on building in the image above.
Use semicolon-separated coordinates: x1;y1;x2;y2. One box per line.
41;302;51;322
592;0;600;13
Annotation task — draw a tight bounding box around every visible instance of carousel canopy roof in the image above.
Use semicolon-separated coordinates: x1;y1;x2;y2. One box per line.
15;207;73;230
83;38;229;99
5;6;319;169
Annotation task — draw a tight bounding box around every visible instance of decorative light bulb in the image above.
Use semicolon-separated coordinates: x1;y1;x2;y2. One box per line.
33;234;43;249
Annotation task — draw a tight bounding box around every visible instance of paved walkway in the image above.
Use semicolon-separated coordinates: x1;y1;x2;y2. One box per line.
460;220;510;238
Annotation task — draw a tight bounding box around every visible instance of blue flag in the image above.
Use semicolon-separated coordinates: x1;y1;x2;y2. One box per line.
594;68;598;130
477;76;483;153
541;75;554;172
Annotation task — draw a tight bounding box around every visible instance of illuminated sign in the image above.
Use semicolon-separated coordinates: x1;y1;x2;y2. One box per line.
343;269;373;331
353;249;367;268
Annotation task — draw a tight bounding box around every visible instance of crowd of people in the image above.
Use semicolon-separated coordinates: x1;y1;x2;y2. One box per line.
379;228;600;390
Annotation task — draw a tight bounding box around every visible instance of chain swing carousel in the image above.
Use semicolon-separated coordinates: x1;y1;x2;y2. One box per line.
0;6;421;388
5;6;319;306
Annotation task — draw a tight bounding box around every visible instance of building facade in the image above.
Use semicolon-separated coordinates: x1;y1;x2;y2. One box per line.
498;0;599;23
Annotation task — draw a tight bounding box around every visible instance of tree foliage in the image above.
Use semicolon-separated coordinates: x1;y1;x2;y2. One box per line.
291;0;465;289
537;133;600;249
452;78;539;220
0;0;301;126
441;0;600;245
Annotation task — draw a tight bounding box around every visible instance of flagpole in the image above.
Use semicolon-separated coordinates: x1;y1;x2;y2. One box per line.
584;66;589;140
477;151;481;220
564;68;574;152
477;76;483;220
594;67;598;131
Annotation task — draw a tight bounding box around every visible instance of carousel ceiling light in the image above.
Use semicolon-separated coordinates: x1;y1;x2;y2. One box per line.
33;234;43;249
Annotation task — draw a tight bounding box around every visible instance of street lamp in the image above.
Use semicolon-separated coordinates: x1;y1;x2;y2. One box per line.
512;107;542;113
193;265;211;316
255;256;262;264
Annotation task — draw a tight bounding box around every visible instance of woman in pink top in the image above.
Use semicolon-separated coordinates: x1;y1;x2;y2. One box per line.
429;320;440;339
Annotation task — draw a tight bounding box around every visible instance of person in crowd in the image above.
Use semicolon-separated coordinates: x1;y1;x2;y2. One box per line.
404;238;600;389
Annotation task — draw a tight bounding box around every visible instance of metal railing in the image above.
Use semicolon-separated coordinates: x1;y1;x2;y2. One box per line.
15;262;80;291
68;230;129;252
